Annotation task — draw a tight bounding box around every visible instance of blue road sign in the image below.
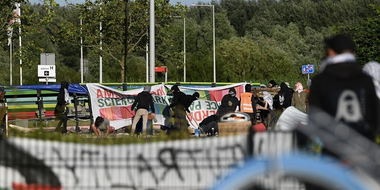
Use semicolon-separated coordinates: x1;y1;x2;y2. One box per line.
302;65;314;74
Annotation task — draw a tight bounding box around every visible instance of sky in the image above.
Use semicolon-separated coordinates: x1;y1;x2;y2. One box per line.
29;0;211;6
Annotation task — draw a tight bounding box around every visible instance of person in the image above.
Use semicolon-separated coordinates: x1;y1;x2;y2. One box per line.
291;82;308;113
309;34;380;141
239;84;257;126
268;80;279;88
131;85;155;135
277;82;292;110
169;85;200;131
199;114;219;136
363;61;380;99
91;116;115;138
54;81;70;133
256;91;273;129
217;87;239;116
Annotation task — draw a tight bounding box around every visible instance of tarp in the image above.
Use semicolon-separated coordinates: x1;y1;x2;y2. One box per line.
6;84;88;95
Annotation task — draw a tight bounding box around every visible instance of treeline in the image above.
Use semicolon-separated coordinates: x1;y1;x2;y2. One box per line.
1;0;380;86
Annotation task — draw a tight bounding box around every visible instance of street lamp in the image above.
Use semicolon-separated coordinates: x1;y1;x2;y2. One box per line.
191;4;215;83
173;16;186;82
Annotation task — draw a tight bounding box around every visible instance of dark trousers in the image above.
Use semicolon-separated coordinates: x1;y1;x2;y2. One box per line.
200;121;218;135
55;104;68;133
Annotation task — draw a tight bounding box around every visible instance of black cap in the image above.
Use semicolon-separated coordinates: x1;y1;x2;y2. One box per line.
193;92;200;99
170;85;180;93
324;34;355;54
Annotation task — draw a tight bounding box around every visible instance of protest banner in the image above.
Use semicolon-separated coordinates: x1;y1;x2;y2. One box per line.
87;83;247;129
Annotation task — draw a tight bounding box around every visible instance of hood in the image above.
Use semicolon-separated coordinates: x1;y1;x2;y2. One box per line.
323;61;363;79
60;81;69;90
228;87;236;96
245;84;252;92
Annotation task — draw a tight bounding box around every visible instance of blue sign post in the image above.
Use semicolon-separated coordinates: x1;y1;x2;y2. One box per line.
302;65;314;88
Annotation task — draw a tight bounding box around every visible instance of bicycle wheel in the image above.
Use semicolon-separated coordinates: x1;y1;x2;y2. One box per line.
209;153;378;190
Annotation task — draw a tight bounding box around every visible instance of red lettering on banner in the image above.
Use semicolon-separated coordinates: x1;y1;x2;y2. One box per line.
202;110;209;120
104;90;114;98
96;89;104;98
190;110;217;123
194;111;202;121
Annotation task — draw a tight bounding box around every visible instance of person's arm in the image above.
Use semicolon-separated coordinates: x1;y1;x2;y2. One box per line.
91;124;101;137
169;92;181;108
251;94;257;116
131;95;139;111
220;95;229;108
149;95;155;114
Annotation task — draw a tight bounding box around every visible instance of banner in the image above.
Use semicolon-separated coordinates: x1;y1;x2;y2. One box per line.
87;83;247;130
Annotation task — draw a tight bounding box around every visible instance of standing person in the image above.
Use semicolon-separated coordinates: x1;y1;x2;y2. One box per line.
239;84;257;126
309;34;380;141
363;61;380;99
91;116;115;138
54;81;70;133
217;87;239;116
257;91;274;129
131;85;155;136
278;82;292;110
291;82;308;113
169;85;199;131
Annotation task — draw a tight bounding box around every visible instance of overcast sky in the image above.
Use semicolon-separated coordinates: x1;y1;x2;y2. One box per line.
29;0;211;6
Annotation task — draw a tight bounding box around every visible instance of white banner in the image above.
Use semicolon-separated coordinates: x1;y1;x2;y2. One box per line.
87;83;247;130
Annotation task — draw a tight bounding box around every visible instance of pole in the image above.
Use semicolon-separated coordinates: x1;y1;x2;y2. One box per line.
149;0;155;83
212;5;215;83
80;18;83;83
123;0;129;91
191;4;215;83
10;40;12;85
16;3;22;85
184;18;186;82
99;19;102;83
146;41;149;83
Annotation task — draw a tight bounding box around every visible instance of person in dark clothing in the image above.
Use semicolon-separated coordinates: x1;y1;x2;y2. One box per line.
278;82;292;110
268;80;279;88
131;85;155;135
169;85;199;131
309;34;380;141
54;81;70;133
199;114;219;136
218;87;239;116
239;84;257;125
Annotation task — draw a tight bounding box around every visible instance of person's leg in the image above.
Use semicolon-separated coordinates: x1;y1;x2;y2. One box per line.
61;108;68;134
131;109;143;134
141;109;148;135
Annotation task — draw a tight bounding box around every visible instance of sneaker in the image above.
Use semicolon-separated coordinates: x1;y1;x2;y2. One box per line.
215;132;219;137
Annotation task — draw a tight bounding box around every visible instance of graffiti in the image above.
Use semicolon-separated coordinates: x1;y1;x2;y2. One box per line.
1;135;247;190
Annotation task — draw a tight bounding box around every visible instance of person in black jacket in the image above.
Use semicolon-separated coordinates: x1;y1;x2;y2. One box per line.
309;34;380;141
277;82;292;110
169;85;199;130
131;85;155;135
218;87;239;116
54;81;70;133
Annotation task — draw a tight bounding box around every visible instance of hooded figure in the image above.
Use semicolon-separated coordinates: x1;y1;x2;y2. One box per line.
278;82;292;109
309;34;379;141
218;87;239;116
131;85;155;135
363;61;380;99
54;81;70;133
